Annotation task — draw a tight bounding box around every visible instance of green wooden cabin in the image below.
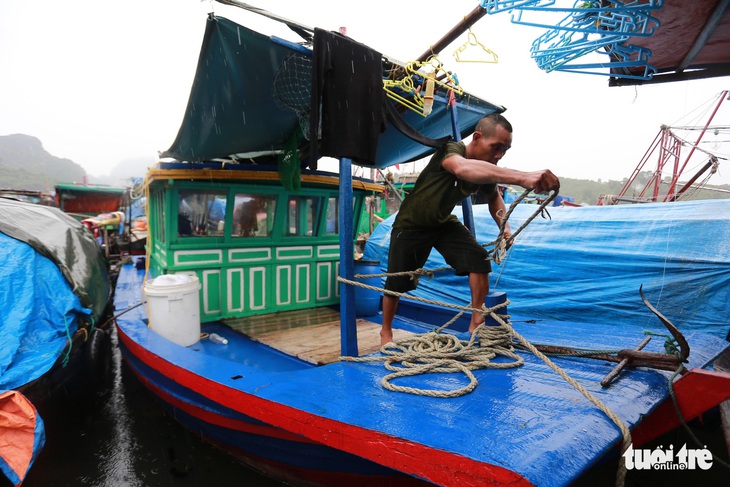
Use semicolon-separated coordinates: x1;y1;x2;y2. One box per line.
145;163;382;322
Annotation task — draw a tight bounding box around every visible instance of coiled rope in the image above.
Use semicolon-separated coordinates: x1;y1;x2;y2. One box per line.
337;287;632;486
341;300;520;397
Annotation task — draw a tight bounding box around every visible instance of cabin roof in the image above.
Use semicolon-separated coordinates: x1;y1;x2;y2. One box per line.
610;0;730;86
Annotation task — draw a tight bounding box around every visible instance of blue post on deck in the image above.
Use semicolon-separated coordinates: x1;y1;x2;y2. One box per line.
448;92;475;233
338;157;358;357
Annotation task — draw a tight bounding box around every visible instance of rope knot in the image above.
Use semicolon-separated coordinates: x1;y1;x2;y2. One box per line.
413;267;436;279
474;323;514;349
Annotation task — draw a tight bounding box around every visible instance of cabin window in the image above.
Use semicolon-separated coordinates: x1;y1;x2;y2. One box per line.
325;196;338;235
232;193;276;237
177;189;227;237
152;191;165;244
287;196;322;237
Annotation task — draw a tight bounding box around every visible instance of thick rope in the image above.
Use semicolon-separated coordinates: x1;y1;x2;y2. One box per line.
342;301;520;398
480;189;556;264
338;279;631;486
499;313;631;487
353;266;452;286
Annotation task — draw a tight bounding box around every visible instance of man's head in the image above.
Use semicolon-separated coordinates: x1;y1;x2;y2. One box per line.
469;113;512;164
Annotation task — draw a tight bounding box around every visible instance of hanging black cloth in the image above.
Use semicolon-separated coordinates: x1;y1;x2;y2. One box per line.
383;100;451;148
310;28;386;168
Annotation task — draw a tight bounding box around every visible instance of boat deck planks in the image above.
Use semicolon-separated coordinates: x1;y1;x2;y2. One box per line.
225;307;412;365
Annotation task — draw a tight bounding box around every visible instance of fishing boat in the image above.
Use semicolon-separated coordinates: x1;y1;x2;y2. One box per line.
55;181;127;221
0;197;113;486
55;180;148;260
113;2;730;486
0;189;57;207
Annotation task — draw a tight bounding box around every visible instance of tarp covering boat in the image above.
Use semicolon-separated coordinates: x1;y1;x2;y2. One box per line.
161;15;503;169
0;197;111;484
0;198;110;322
0;231;92;391
54;182;126;219
0;391;44;487
365;198;730;339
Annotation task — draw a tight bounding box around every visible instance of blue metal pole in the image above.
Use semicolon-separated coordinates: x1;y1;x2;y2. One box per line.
338;157;358;357
448;92;475;233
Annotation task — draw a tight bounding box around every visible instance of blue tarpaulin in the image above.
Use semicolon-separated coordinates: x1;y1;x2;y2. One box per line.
364;199;730;340
0;231;90;391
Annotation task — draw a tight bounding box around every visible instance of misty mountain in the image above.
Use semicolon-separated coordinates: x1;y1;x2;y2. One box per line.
93;157;155;187
0;134;155;191
0;134;86;191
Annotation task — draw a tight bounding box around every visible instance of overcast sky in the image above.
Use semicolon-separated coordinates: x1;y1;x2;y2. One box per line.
1;0;729;185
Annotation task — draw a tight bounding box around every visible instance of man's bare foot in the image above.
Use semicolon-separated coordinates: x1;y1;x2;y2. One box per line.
380;329;393;347
468;321;484;334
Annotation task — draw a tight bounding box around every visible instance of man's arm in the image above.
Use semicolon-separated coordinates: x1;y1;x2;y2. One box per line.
442;155;559;194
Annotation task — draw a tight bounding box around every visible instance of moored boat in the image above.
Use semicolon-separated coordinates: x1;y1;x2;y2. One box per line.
0;197;113;485
112;2;730;486
55;180;148;260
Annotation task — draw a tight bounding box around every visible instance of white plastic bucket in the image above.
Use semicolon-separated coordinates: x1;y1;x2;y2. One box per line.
144;274;201;347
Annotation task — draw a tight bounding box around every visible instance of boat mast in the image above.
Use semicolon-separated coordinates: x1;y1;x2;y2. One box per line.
664;90;729;201
615;90;729;203
413;5;487;63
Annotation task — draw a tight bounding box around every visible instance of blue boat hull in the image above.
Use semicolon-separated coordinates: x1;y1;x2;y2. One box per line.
116;314;437;486
114;257;730;487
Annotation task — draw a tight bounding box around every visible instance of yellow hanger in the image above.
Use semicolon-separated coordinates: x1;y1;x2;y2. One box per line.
383;55;463;117
453;28;498;63
406;56;464;96
383;75;425;116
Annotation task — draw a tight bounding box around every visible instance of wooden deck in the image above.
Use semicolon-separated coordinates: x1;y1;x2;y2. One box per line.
224;307;412;365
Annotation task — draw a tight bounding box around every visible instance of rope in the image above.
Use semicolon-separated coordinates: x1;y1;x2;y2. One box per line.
61;314;74;367
338;278;632;486
341;301;519;398
504;316;632;487
655;332;730;471
482;189;557;264
343;189;633;484
667;366;730;470
643;329;683;357
355;189;556;289
354;266;452;281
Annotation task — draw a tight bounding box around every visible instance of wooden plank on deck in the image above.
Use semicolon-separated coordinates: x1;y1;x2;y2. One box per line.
225;308;412;365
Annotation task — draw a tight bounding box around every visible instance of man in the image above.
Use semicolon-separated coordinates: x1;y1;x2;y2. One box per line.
380;113;560;345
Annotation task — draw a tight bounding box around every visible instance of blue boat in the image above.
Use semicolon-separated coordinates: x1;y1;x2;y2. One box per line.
0;197;112;486
113;4;730;486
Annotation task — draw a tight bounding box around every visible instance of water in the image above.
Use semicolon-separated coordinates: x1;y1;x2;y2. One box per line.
19;327;284;487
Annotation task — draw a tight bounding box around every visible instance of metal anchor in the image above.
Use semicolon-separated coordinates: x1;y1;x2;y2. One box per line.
600;285;690;387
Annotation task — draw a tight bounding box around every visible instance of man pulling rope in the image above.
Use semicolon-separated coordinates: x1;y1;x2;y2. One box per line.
380;113;560;346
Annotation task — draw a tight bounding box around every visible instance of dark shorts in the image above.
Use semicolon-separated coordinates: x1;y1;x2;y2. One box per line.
384;219;492;293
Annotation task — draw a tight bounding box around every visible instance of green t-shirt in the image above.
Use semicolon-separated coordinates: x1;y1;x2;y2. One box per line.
394;141;497;229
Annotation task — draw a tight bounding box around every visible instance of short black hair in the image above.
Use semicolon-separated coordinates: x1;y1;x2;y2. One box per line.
476;113;512;137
